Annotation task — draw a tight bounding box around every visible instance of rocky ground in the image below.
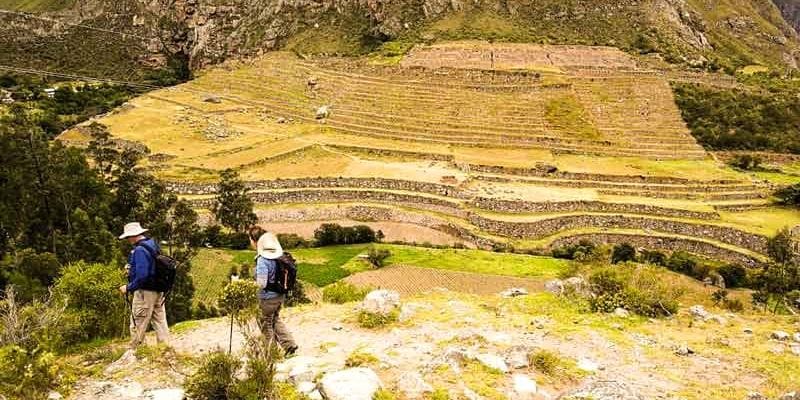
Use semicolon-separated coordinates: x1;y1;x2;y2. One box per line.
65;283;800;400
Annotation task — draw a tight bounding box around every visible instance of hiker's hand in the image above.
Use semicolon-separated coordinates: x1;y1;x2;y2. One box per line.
119;285;127;294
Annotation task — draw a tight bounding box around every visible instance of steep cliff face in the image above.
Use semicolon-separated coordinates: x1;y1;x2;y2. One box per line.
0;0;798;81
775;0;800;32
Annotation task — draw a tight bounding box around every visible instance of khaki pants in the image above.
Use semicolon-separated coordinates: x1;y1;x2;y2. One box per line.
129;289;170;348
258;295;296;351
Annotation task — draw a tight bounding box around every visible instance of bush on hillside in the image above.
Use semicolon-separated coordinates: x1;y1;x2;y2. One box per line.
552;240;597;261
284;280;311;307
588;265;682;317
322;282;370;304
357;309;398;329
0;345;63;399
728;154;762;170
276;233;310;250
0;287;66;350
717;263;748;288
611;243;636;264
185;350;242;399
367;248;391;268
664;251;711;280
774;184;800;207
51;262;126;345
638;250;667;266
313;223;377;246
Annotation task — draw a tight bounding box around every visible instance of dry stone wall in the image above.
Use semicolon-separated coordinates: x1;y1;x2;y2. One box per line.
549;233;762;267
468;164;741;185
468;213;768;254
471;198;719;220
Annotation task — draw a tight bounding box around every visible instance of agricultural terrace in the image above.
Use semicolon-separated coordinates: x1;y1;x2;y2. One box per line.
62;42;800;264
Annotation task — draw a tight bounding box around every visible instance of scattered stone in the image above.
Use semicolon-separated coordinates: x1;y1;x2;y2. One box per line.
613;308;630;318
509;374;538;400
689;305;712;320
746;392;768;400
559;380;644;400
296;381;316;395
707;315;728;325
780;391;799;400
395;371;433;399
362;289;401;315
47;392;63;400
332;324;343;331
476;353;509;373
794;333;800;343
320;368;382;400
504;346;532;369
544;279;564;295
202;95;222;103
743;327;754;334
674;345;695;356
772;331;791;341
791;344;800;356
576;357;600;372
315;105;330;119
276;117;287;124
144;388;185;400
500;288;529;298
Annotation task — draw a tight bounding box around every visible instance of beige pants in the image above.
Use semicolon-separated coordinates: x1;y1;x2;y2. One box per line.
258;295;296;351
129;289;170;348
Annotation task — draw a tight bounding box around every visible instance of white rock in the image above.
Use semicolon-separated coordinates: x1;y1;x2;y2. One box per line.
613;308;630;318
315;105;330;119
308;390;323;400
509;374;538;400
504;346;531;369
747;392;768;400
113;381;144;398
544;279;564;294
476;353;509;373
289;363;317;383
780;391;799;400
500;288;529;298
689;305;711;320
47;392;63;400
396;371;433;399
362;289;401;315
793;333;800;343
144;389;185;400
772;331;791;341
743;327;754;334
320;368;382;400
577;357;600;372
296;381;316;394
791;344;800;356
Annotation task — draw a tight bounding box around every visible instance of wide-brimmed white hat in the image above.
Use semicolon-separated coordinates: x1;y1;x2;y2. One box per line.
257;232;283;259
119;222;149;239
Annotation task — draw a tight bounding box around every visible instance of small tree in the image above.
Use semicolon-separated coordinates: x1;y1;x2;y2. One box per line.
213;169;257;233
218;280;259;354
774;184;800;207
767;228;795;265
367;247;391;268
728;154;762;170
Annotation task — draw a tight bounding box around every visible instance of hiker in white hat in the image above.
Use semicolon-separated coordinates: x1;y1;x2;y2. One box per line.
118;222;170;348
248;226;298;356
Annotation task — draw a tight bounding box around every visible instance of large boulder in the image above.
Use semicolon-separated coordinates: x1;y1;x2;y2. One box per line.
320;368;382;400
362;290;401;315
395;371;433;399
558;380;643;400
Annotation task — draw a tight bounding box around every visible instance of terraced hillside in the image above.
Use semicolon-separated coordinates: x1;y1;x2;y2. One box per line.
62;43;800;265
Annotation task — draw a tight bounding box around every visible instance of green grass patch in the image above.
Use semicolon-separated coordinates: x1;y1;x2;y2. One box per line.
544;95;600;139
375;244;570;278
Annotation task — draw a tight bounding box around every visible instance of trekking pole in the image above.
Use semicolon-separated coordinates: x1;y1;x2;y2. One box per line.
228;311;235;355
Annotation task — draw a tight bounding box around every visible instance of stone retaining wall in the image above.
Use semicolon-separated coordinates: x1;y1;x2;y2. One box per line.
468;164;739;185
469;213;768;254
326;144;456;162
167;177;466;199
475;175;761;193
549;233;761;267
471;198;719;220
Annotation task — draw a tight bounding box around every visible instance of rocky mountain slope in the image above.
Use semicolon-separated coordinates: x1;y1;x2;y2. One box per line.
775;0;800;32
1;0;799;81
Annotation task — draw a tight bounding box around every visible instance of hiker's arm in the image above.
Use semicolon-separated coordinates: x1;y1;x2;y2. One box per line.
126;247;150;292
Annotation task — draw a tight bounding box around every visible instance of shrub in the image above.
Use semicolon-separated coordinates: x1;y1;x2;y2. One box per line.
0;345;62;399
184;351;242;399
639;250;667;266
223;232;251;250
666;251;696;275
711;289;729;305
529;349;560;376
202;225;224;247
344;350;379;367
717;264;748;288
276;233;310;250
775;184;800;207
284;280;311;307
366;248;391;268
728;154;762;170
0;287;66;350
372;390;397;400
588;265;682;317
724;298;745;312
51;262;127;344
314;223;377;246
322;282;370;304
552;240;596;261
611;243;636;264
357;310;398;329
218;280;259;318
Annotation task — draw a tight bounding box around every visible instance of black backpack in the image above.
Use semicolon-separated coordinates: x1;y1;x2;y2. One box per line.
138;242;178;294
265;252;297;295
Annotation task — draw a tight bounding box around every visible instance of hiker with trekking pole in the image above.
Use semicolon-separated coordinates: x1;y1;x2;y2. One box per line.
118;222;176;348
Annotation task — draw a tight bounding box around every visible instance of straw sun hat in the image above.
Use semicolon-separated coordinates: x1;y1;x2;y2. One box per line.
256;232;284;259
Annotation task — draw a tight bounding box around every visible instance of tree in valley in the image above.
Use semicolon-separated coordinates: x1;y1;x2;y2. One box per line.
212;169;256;233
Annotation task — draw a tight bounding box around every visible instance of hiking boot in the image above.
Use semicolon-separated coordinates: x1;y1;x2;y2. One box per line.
284;346;298;357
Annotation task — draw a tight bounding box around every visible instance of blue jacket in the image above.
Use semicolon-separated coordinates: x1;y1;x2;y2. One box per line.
127;238;159;292
254;256;280;300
